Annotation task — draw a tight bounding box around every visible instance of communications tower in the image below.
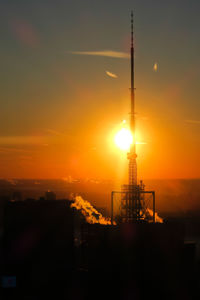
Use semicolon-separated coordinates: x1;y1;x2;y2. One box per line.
111;12;155;224
128;11;137;187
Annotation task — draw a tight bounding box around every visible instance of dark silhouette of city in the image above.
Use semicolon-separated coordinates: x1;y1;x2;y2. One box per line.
0;183;200;300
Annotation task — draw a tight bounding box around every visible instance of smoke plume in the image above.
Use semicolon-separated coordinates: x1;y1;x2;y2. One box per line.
71;195;112;225
146;208;163;223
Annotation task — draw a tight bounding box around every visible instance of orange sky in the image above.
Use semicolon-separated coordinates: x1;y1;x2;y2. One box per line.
0;1;200;181
0;85;199;181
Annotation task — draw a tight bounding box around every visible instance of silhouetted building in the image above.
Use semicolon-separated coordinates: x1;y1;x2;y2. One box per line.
1;199;74;298
1;198;199;300
45;191;56;201
12;191;22;202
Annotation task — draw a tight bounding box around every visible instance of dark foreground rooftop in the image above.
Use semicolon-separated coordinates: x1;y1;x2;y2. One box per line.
0;199;199;300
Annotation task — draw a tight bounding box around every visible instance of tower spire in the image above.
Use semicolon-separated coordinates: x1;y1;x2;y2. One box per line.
128;11;137;186
131;11;134;104
131;10;133;48
111;12;156;224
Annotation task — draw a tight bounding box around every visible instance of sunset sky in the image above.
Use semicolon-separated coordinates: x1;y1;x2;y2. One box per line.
0;0;200;180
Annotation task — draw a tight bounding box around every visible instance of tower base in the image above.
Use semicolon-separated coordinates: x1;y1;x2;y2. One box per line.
111;182;155;224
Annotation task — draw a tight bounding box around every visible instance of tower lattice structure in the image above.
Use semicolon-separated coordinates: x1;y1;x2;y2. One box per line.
111;12;156;224
128;11;137;187
121;11;144;222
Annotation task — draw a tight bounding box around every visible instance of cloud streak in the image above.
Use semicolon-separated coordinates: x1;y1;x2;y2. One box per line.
185;120;200;125
0;136;45;145
153;62;158;72
0;146;32;153
106;71;118;78
45;129;67;136
70;50;129;59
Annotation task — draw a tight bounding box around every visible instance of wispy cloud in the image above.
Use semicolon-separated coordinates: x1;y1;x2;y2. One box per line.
106;71;118;78
45;129;67;136
70;50;129;59
0;146;32;153
153;62;158;72
136;141;147;145
185;120;200;125
0;136;45;145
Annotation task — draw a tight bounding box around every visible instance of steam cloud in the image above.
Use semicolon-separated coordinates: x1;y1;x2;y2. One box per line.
146;208;163;223
71;195;162;225
71;195;112;225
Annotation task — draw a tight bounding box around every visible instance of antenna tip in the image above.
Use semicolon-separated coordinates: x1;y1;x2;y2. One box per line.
131;11;134;26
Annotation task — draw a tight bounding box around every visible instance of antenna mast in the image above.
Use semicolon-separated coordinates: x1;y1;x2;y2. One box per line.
128;11;137;186
111;12;156;224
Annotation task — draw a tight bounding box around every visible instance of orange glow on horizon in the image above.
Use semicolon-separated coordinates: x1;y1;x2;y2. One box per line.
0;88;199;181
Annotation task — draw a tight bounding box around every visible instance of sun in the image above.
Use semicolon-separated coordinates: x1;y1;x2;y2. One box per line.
114;128;133;151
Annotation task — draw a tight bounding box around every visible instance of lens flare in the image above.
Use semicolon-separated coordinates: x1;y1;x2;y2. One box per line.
114;128;133;150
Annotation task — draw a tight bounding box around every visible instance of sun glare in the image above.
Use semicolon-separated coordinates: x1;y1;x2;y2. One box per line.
114;128;133;151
